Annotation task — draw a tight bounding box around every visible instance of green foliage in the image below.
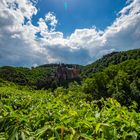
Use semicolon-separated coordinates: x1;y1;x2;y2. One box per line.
0;49;140;139
0;84;140;139
1;49;140;91
0;64;81;90
81;48;140;78
0;66;56;89
83;59;140;108
0;66;52;87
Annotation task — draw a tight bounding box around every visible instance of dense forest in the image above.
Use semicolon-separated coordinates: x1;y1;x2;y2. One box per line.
81;48;140;78
0;64;82;89
0;48;140;139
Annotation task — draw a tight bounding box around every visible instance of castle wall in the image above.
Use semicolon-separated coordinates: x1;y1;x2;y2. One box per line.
55;64;80;81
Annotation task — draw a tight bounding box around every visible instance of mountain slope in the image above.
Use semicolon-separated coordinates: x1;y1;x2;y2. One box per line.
0;64;81;89
0;48;140;89
81;48;140;78
83;58;140;108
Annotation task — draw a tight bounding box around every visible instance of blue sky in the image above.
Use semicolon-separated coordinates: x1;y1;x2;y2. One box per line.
33;0;126;36
0;0;140;66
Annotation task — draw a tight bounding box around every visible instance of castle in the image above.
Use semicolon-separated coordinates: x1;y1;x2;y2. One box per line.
55;64;80;81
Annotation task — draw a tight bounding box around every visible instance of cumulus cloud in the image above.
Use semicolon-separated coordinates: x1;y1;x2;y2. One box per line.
103;0;140;51
0;0;44;67
45;12;58;32
0;0;140;66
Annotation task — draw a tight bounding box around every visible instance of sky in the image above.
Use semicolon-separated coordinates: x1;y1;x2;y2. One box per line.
34;0;126;36
0;0;140;67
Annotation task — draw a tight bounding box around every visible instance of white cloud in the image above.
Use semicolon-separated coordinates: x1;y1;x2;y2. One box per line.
103;0;140;51
45;12;58;32
0;0;140;66
0;0;43;67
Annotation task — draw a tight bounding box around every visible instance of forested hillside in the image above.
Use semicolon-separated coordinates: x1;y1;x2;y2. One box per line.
0;49;139;89
0;64;81;89
83;59;140;108
0;66;56;89
81;48;140;78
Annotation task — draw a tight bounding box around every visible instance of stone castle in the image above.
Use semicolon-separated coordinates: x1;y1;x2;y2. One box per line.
55;64;80;81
